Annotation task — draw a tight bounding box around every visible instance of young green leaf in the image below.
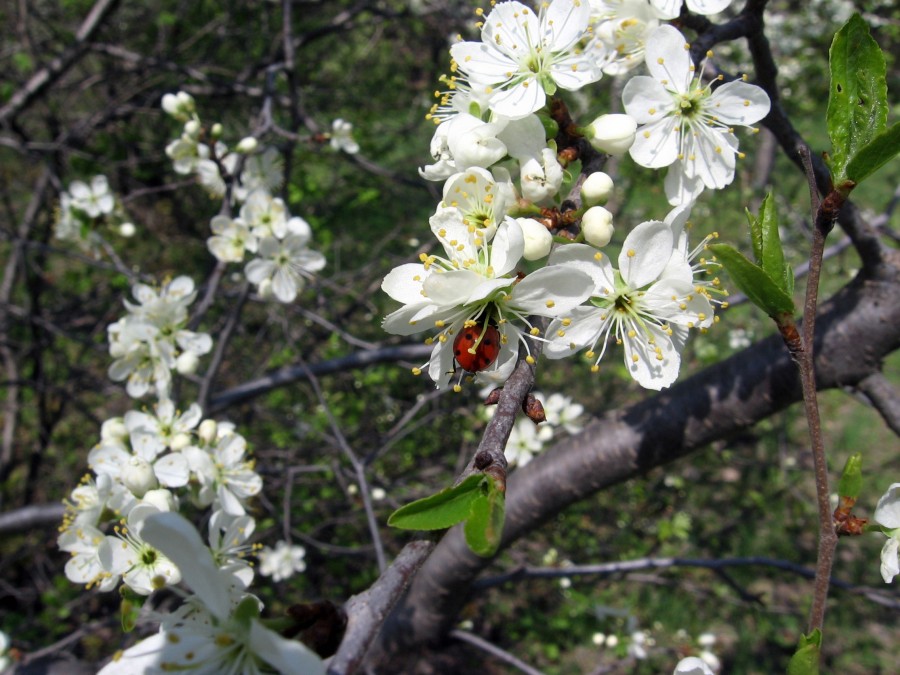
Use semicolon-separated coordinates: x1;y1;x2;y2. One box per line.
845;122;900;186
388;474;485;531
708;244;795;318
838;453;863;499
826;14;888;184
756;194;790;293
745;206;763;264
787;630;822;675
463;475;506;557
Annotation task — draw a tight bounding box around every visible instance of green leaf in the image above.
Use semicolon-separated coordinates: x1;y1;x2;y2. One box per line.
787;630;822;675
388;474;485;531
709;244;795;318
755;194;789;293
838;453;863;499
785;263;795;297
826;14;888;183
463;476;505;557
845;122;900;186
745;207;763;264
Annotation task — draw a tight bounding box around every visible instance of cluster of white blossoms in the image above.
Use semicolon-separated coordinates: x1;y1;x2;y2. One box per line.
482;391;585;466
162;91;327;303
58;271;322;672
107;276;212;399
384;0;760;391
54;174;136;252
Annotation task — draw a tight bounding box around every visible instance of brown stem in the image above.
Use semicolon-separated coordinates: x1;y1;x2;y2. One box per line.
797;146;839;635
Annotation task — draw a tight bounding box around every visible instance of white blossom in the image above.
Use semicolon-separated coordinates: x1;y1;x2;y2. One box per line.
69;175;115;218
207;214;258;262
505;417;553;467
451;0;606;119
97;512;324;675
330;118;360;154
623;25;770;205
258;540;308;582
245;232;326;303
98;504;181;595
545;219;714;389
874;483;900;583
183;432;263;516
589;0;661;75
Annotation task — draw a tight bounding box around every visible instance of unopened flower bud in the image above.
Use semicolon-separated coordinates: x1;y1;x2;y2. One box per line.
210;123;223;139
372;487;387;501
581;172;615;207
176;351;199;375
142;488;177;512
170;433;192;452
582;206;615;247
517;217;552;260
101;417;128;441
176;91;194;109
198;419;218;445
161;93;180;117
183;120;201;138
236;136;258;154
122;457;158;498
119;222;136;238
586;114;637;156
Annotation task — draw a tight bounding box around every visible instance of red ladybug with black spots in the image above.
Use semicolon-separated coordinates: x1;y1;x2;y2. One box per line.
453;322;501;373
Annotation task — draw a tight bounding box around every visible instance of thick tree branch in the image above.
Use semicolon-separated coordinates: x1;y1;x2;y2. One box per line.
855;373;900;438
327;540;434;675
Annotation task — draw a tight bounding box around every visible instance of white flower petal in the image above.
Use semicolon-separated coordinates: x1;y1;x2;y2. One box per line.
623;321;680;390
619;221;674;289
511;266;593;316
545;307;608;358
644;25;693;93
708;80;771;125
880;536;899;583
628;115;681;168
622;76;676;124
382;263;429;305
249;620;326;675
141;512;231;620
548;243;615;295
874;483;900;529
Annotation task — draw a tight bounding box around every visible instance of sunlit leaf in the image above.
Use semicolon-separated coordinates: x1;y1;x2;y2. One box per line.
787;629;822;675
708;244;795;318
463;475;505;557
845;122;900;186
826;14;888;183
388;474;484;531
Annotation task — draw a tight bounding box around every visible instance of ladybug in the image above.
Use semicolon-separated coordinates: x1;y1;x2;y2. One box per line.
453;322;501;372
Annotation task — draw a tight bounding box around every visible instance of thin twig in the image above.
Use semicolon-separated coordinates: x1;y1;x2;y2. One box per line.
297;358;387;573
473;557;900;609
797;145;839;635
450;630;547;675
